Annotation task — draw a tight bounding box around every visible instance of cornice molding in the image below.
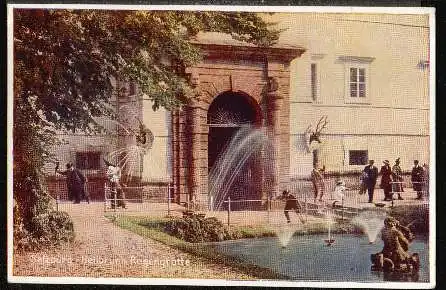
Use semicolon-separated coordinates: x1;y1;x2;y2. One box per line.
337;55;375;63
195;43;306;63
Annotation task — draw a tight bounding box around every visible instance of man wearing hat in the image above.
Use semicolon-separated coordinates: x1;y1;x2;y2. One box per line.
363;159;378;203
55;162;88;204
380;160;393;201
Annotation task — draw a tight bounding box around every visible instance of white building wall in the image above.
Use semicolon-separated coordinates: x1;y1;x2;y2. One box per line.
272;13;431;177
141;98;171;182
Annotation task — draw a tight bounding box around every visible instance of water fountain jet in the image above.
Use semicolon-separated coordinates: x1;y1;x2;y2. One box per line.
324;211;336;246
352;210;387;244
100;104;154;185
208;126;272;210
275;223;301;248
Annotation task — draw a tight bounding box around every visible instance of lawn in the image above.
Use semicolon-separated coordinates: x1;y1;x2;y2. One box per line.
107;214;288;279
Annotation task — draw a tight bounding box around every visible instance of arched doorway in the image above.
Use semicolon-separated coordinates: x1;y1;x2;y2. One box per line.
207;91;263;209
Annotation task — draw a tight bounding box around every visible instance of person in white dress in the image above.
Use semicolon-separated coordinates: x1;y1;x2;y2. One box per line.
333;179;347;206
104;159;126;209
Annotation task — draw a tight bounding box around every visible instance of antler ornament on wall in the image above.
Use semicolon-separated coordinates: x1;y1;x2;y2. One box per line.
304;115;328;153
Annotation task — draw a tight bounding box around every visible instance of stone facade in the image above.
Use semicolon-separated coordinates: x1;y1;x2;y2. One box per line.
171;42;305;206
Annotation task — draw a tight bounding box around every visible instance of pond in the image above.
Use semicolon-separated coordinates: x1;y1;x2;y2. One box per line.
212;234;429;282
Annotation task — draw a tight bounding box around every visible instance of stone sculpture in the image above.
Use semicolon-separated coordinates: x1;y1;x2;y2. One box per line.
371;217;420;272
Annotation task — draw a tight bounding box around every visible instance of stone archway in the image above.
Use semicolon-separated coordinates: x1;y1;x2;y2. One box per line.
170;40;306;209
207;91;263;207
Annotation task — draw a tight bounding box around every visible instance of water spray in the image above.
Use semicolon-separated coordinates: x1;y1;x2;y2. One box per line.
324;211;336;246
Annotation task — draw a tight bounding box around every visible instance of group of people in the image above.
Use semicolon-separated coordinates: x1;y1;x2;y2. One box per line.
362;158;429;203
282;157;429;223
55;159;127;208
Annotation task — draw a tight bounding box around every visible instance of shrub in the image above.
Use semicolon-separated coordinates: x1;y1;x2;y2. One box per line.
164;214;233;243
30;211;75;243
14;195;75;251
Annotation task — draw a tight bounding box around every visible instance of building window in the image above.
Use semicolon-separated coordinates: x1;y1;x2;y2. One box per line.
76;152;101;170
311;63;318;101
350;67;366;98
339;55;374;104
349;150;368;165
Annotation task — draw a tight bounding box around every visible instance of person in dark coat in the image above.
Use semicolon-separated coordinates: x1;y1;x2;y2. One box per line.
56;162;88;203
411;160;424;200
363;160;379;203
380;160;393;201
280;190;305;224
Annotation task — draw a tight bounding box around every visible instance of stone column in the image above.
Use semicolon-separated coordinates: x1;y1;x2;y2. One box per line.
187;98;202;210
267;77;283;198
171;110;180;203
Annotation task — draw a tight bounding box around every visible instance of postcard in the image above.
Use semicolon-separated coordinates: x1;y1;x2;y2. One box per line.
7;4;436;288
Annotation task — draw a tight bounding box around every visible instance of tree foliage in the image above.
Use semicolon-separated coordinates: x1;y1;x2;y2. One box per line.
13;9;280;246
14;10;280;132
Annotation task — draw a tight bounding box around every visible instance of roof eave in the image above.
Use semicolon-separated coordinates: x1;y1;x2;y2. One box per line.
194;43;306;63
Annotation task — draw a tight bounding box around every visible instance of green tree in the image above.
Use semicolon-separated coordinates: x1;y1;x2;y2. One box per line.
13;9;280;248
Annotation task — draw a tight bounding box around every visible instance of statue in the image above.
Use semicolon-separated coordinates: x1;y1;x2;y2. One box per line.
371;217;420;272
304;116;328;168
304;116;328;149
134;118;154;151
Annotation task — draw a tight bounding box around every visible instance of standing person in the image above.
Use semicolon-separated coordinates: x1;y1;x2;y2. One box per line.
333;178;347;205
363;160;378;203
55;162;87;204
411;160;424;200
358;170;367;195
55;162;74;201
311;164;325;202
391;158;404;200
380;160;393;201
104;159;126;209
279;190;305;224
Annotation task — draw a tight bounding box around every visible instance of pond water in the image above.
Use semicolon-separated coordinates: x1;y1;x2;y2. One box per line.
213;234;429;282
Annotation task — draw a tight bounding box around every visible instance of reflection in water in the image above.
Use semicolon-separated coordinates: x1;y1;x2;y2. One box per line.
371;270;420;282
383;270;420;282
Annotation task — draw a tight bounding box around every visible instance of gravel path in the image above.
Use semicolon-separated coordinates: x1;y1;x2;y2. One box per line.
13;203;253;279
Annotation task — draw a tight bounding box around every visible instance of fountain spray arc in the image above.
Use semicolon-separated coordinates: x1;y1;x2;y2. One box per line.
104;104;154;185
208;125;274;211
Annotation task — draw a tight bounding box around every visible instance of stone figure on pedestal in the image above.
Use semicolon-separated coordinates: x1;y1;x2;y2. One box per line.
371;217;419;272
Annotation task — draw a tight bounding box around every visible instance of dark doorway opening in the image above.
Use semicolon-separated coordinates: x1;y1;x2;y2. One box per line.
207;91;262;209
